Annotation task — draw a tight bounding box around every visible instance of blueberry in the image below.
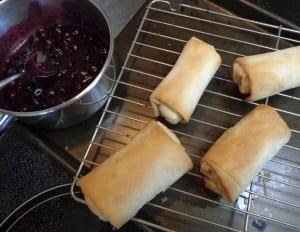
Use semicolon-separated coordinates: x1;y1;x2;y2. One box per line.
81;75;92;83
72;45;78;51
48;90;55;96
72;30;79;35
99;48;107;54
55;27;62;34
34;88;43;96
90;65;98;73
251;219;267;232
9;92;16;99
45;39;52;46
39;30;47;38
52;47;63;57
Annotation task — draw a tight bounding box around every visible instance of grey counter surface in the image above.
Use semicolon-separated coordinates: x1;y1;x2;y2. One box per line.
94;0;146;37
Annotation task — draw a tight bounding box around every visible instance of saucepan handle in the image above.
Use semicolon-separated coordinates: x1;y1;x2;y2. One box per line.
0;113;16;137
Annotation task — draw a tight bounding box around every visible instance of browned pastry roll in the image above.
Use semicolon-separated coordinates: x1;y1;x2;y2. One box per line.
77;120;193;229
200;104;291;203
150;37;221;124
233;46;300;102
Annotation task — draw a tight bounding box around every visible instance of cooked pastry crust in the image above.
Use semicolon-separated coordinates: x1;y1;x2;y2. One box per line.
77;121;193;229
233;46;300;102
200;104;291;203
150;37;221;124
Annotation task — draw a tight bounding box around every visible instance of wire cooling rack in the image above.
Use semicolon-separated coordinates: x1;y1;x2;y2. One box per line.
71;0;300;231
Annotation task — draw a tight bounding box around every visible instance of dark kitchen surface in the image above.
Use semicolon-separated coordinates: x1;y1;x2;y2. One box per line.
0;0;299;229
249;0;300;26
0;123;72;222
211;0;300;30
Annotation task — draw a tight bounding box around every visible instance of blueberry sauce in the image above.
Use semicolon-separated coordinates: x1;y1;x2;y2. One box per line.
0;24;109;112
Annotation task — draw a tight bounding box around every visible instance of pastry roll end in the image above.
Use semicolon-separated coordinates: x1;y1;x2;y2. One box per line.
200;161;241;203
233;46;300;102
200;104;291;203
84;196;108;222
150;99;182;124
233;58;256;102
150;37;221;124
232;61;250;94
77;120;193;229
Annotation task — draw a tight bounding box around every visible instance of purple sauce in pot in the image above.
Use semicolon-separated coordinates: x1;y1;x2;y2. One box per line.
0;23;109;112
0;1;111;113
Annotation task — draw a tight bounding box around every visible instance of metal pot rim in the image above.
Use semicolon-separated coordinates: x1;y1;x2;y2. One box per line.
0;0;114;117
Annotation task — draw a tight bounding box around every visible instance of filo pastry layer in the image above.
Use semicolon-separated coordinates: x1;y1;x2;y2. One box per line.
150;37;221;124
233;46;300;102
200;104;291;203
77;121;193;229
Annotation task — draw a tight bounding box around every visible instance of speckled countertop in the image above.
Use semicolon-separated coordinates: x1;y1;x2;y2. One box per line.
0;124;72;221
0;0;299;228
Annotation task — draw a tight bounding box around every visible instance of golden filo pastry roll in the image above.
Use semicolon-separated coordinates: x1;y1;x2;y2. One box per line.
200;104;291;203
233;46;300;102
77;120;193;229
150;37;221;124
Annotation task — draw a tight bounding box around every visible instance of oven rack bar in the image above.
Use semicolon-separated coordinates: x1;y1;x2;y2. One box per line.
83;142;300;211
92;108;300;191
129;40;300;102
76;98;299;230
79;140;299;231
144;17;278;51
148;5;300;44
118;66;300;120
86;98;300;208
72;1;300;231
122;60;300;121
179;3;300;34
74;157;299;231
127;39;300;104
109;77;300;141
79;75;300;229
114;94;300;167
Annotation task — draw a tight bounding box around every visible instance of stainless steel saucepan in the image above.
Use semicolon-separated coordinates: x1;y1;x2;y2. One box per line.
0;0;115;131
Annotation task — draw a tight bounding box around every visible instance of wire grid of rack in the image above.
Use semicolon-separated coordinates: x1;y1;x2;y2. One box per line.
71;0;300;231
